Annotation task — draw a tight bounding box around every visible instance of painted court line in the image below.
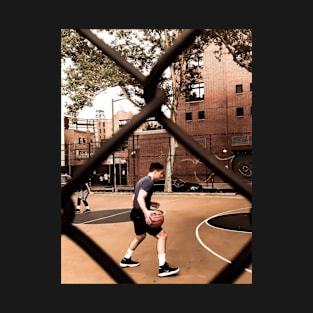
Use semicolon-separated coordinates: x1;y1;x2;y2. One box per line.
195;207;252;274
206;207;252;234
72;209;131;225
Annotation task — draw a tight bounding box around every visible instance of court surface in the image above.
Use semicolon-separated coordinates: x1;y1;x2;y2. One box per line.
61;192;252;284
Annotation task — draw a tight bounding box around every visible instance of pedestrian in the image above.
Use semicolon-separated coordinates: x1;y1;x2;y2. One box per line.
103;172;109;186
120;162;180;277
75;177;93;214
99;174;104;186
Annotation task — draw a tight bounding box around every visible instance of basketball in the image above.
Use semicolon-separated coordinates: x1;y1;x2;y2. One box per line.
150;209;165;228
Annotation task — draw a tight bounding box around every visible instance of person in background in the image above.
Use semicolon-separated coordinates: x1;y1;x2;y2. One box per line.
99;174;104;186
75;177;93;214
120;162;180;277
103;172;109;186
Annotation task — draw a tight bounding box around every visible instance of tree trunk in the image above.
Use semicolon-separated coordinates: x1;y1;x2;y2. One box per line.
164;136;177;192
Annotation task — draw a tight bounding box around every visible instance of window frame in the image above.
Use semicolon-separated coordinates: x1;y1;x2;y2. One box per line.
198;110;205;120
185;82;204;102
236;84;243;94
236;107;244;117
185;112;193;121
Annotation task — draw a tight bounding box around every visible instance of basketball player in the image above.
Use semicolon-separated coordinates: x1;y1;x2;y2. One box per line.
120;162;180;277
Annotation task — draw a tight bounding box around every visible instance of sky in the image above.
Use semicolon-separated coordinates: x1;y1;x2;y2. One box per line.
61;86;139;120
61;29;139;120
61;30;167;120
77;86;139;119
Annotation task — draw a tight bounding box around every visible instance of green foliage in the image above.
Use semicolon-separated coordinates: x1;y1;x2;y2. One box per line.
61;29;131;116
61;29;252;192
61;29;252;117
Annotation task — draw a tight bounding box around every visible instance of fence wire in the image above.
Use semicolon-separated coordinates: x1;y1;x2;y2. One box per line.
61;29;252;284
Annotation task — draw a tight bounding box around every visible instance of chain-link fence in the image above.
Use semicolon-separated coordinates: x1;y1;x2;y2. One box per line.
61;29;252;283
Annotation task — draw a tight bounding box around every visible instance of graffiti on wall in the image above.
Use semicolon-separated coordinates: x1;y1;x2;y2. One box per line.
178;153;252;183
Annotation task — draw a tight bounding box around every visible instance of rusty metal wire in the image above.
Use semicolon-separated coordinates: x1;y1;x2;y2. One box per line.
61;29;252;284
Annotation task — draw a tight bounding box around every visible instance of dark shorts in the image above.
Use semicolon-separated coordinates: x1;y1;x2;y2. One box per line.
130;208;162;237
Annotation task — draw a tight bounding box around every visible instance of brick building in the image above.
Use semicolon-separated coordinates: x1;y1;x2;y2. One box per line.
128;44;252;185
62;43;252;187
62;110;133;182
63;125;96;166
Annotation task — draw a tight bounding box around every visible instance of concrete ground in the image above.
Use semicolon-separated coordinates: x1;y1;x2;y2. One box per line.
61;192;252;284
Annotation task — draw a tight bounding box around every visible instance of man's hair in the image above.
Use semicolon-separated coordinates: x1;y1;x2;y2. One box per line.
149;162;164;172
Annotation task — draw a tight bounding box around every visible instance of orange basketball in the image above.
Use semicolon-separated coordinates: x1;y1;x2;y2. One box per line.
150;209;165;228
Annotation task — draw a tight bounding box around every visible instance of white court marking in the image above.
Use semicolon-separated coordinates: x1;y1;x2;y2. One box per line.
195;207;252;274
72;209;131;225
73;197;252;275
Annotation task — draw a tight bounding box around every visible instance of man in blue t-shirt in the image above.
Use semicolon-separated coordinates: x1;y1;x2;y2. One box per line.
120;162;180;277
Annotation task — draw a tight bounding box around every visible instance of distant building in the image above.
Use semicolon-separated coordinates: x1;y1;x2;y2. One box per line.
128;43;252;185
62;42;252;186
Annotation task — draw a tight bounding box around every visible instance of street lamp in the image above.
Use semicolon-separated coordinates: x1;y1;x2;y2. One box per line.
68;143;71;176
131;133;136;187
111;97;127;192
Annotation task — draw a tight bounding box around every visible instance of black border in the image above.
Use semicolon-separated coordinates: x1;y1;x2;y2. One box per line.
6;5;291;310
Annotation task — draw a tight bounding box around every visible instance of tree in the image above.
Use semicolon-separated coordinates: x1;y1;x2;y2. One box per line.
61;29;252;191
61;29;133;116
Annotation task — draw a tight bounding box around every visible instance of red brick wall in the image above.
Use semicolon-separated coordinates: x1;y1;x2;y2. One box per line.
63;43;252;186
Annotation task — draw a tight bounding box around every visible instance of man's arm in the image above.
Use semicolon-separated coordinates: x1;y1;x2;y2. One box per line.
137;189;151;225
85;182;92;193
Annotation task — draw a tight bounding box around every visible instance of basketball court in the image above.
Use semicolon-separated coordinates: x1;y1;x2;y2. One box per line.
61;192;252;284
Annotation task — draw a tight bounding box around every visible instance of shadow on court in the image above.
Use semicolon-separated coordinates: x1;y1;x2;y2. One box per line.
73;209;132;225
73;209;252;232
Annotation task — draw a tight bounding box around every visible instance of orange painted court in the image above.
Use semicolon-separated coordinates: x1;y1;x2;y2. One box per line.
61;192;252;284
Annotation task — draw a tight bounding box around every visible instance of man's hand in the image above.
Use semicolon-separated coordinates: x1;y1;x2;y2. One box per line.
144;210;152;225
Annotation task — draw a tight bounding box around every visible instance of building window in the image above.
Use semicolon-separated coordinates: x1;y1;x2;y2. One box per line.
118;119;130;128
232;134;252;146
250;82;252;92
236;84;243;93
76;150;88;160
198;111;205;120
185;83;204;102
236;107;244;116
186;112;192;121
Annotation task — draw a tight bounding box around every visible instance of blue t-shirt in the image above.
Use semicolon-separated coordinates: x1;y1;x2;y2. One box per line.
133;175;154;210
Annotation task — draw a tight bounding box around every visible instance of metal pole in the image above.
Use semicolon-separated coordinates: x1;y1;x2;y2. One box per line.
111;97;128;192
112;99;116;192
132;133;136;187
119;163;121;185
68;143;71;176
